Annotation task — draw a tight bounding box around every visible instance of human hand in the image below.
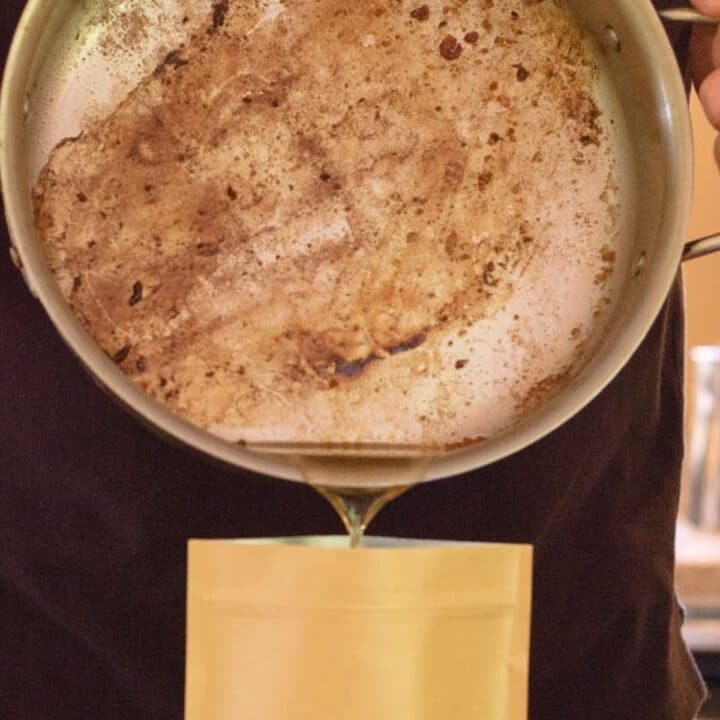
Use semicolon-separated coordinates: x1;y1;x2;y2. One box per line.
689;0;720;166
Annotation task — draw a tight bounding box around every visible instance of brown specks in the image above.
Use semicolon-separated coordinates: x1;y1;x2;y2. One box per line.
136;356;147;373
595;245;616;286
451;436;488;449
335;356;376;379
514;64;529;81
478;171;493;191
76;192;88;203
212;0;229;29
387;334;426;355
112;345;132;364
487;132;502;145
445;231;459;257
129;281;143;306
439;35;463;60
409;5;429;21
444;160;465;186
319;171;332;183
72;275;83;293
455;359;469;370
197;242;220;256
517;368;572;414
464;31;479;44
594;266;613;286
154;50;189;75
483;261;498;286
227;185;238;200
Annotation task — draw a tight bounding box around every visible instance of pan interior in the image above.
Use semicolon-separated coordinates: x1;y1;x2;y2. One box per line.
29;2;634;445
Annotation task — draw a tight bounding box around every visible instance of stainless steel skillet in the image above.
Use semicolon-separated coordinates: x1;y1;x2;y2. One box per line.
1;0;720;491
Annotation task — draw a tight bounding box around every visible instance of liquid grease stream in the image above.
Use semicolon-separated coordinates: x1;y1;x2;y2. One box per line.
293;455;430;547
314;485;411;548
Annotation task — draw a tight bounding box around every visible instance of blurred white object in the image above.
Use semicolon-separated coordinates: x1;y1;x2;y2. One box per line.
687;347;720;531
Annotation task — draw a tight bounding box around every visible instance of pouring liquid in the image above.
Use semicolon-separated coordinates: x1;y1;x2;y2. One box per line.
314;485;411;548
292;455;430;548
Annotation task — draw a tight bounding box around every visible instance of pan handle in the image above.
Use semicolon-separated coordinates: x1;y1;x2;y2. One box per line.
683;233;720;261
659;8;720;24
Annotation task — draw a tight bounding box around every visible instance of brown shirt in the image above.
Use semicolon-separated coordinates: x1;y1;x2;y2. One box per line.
0;2;706;718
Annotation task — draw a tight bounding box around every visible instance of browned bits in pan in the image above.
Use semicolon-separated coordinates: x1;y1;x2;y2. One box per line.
129;281;143;306
515;63;529;81
439;35;463;60
478;171;493;190
212;1;229;29
32;0;621;446
154;50;189;76
196;242;220;256
112;345;132;364
409;5;430;21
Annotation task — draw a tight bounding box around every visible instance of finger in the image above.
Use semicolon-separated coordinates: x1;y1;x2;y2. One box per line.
691;25;717;86
698;67;720;129
711;23;720;68
690;0;720;16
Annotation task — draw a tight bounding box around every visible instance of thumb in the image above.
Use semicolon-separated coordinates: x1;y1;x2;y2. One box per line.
690;0;720;16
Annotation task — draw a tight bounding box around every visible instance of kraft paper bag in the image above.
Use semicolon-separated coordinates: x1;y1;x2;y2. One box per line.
186;536;533;720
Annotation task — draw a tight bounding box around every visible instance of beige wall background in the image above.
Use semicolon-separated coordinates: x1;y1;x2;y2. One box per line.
686;91;720;353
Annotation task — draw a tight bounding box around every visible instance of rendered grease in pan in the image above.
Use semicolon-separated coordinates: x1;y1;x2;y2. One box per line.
32;0;631;447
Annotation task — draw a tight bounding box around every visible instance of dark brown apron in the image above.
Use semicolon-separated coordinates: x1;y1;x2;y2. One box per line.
0;2;706;717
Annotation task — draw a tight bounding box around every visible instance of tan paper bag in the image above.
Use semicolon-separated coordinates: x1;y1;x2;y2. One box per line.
186;536;533;720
